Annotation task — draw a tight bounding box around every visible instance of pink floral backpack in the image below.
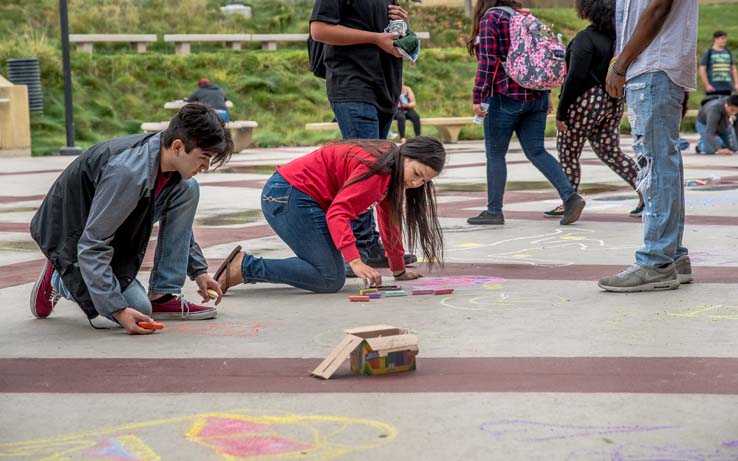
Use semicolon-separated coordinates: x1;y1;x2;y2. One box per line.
491;6;567;90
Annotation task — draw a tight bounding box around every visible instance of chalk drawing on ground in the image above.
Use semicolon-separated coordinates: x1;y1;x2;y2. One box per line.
440;290;567;311
0;410;396;460
445;228;637;266
480;419;737;460
667;304;738;321
404;275;506;289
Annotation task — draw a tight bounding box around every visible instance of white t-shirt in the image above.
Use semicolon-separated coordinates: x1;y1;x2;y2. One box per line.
616;0;698;91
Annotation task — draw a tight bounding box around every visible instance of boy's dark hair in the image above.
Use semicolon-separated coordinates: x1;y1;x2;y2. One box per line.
575;0;615;33
713;30;727;39
727;94;738;107
162;103;234;168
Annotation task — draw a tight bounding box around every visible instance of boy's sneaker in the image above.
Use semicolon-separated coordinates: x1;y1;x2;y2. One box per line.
598;264;680;292
151;294;217;320
560;193;586;225
543;204;564;218
30;260;61;319
467;211;505;225
674;255;693;284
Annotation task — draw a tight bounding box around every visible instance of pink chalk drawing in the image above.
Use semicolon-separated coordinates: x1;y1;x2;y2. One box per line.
189;417;314;457
404;275;506;289
1;411;396;460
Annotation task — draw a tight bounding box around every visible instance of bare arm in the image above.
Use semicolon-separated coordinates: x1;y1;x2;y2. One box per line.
699;65;712;89
311;21;401;57
732;64;738;91
606;0;676;98
406;87;416;109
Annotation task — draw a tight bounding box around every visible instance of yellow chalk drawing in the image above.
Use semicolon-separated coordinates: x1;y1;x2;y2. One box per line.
667;304;738;321
483;284;504;290
559;236;587;241
456;243;483;249
441;292;567;310
510;254;531;259
0;410;397;461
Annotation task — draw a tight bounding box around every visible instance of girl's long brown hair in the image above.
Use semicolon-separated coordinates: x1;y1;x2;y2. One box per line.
334;136;446;268
467;0;523;57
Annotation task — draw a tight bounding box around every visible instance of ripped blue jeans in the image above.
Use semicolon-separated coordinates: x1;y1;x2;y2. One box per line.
626;71;688;267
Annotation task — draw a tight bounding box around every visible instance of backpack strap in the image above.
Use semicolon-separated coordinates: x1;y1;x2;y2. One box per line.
489;6;516;16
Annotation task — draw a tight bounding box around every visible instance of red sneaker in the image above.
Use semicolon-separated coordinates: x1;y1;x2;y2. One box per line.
151;295;217;320
30;260;61;319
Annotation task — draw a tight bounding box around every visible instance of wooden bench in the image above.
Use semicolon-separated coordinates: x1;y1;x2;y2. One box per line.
164;32;431;55
251;34;308;51
69;34;157;53
142;120;258;152
306;116;471;144
164;34;252;55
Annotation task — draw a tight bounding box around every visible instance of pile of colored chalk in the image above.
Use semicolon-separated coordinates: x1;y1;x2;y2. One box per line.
348;286;454;301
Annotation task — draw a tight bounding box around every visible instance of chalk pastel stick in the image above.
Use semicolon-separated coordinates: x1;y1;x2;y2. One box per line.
367;292;382;299
348;295;370;302
412;289;434;295
207;289;219;299
359;288;379;295
375;285;402;291
384;290;407;297
433;288;455;295
138;321;164;330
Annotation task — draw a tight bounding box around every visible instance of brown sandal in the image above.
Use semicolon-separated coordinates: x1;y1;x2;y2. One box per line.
214;245;242;294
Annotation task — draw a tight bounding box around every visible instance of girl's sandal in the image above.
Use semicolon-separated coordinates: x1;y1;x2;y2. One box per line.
214;245;242;295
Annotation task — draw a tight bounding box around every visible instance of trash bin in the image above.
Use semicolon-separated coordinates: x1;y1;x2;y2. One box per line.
7;58;43;113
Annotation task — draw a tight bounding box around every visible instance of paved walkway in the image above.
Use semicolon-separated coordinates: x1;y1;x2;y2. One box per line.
1;135;738;460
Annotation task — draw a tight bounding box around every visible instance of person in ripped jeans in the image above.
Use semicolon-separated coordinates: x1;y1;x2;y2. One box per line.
598;0;698;292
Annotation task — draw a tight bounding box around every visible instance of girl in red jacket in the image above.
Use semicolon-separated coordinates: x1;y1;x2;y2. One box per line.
215;136;446;293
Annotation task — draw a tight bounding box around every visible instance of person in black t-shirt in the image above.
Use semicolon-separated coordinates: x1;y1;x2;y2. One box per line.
550;0;642;219
310;0;417;271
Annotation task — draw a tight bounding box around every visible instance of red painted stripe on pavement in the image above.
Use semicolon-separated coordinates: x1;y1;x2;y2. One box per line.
0;223;30;232
0;195;45;204
1;357;736;394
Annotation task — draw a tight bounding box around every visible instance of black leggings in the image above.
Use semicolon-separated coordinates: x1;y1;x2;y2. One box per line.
395;109;421;138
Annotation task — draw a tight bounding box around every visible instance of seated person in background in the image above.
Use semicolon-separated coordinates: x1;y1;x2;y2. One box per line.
394;82;422;143
186;78;231;122
696;94;738;155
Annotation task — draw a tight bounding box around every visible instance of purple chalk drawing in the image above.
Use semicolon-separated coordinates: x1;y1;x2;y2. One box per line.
567;442;738;461
479;419;678;443
404;275;505;289
84;437;137;460
723;440;738;448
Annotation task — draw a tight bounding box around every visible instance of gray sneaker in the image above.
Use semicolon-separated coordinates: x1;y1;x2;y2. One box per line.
598;264;680;292
674;255;693;284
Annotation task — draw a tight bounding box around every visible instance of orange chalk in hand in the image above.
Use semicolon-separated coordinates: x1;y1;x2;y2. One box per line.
138;321;165;330
348;295;370;302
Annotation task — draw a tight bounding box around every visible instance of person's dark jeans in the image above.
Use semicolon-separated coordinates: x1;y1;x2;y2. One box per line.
483;93;576;213
331;101;395;258
240;172;345;293
395;109;422;139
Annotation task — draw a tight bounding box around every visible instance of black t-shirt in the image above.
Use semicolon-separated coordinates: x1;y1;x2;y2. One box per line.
187;84;228;111
310;0;402;114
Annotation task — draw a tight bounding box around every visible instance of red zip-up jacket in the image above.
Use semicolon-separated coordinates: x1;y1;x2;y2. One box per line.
277;144;406;272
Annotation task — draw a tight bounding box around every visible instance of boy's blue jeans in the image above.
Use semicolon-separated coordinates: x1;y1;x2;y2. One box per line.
483;93;576;213
626;71;688;267
51;179;202;318
240;172;345;293
695;121;738;154
331;101;395;258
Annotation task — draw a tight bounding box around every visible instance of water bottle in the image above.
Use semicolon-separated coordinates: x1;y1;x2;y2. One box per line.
473;102;489;124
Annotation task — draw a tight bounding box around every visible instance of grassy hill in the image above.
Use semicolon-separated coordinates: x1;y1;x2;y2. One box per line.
1;0;736;155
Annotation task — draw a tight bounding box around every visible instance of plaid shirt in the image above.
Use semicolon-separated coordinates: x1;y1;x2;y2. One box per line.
473;9;541;103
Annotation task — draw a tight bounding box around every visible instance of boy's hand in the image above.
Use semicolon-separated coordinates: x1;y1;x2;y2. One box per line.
376;33;402;57
195;273;223;305
112;307;155;335
388;5;410;28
